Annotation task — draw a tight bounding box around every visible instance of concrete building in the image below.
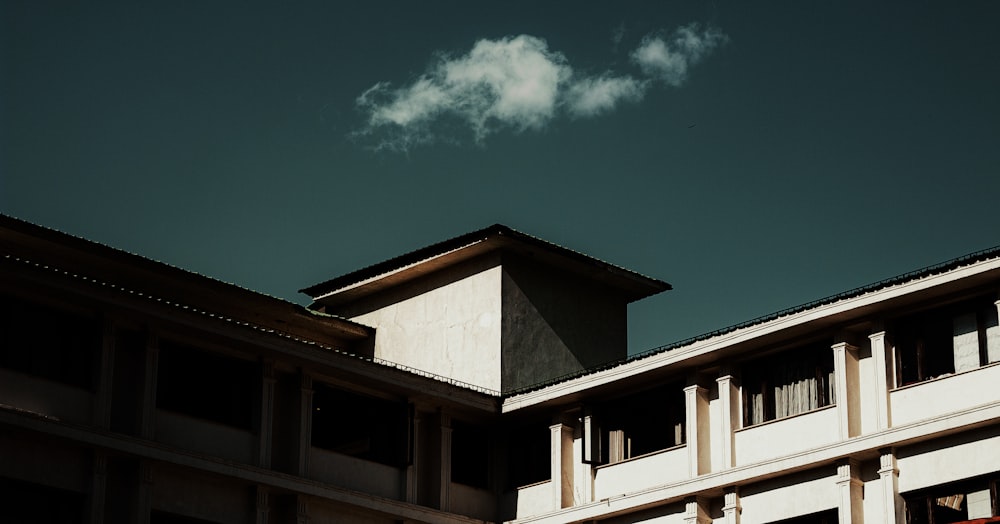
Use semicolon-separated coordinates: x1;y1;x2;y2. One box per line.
1;214;999;524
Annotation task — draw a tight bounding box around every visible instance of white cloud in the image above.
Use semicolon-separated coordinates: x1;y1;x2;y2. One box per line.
631;24;728;87
355;24;727;150
565;75;648;118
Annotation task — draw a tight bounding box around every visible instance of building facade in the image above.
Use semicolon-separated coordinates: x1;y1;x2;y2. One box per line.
1;215;999;524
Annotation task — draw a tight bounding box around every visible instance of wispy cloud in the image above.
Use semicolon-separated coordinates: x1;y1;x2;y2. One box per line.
355;24;727;151
631;24;729;87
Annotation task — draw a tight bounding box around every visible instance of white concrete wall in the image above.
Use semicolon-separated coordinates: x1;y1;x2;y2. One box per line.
505;480;554;519
0;368;93;424
739;470;839;523
348;265;503;392
897;428;1000;492
154;410;256;464
890;363;1000;426
308;447;403;500
593;447;688;500
734;406;838;466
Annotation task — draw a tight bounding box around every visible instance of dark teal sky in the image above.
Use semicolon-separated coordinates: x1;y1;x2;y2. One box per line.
3;2;999;353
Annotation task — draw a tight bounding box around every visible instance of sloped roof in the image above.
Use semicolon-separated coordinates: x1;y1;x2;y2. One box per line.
300;224;671;306
505;243;1000;396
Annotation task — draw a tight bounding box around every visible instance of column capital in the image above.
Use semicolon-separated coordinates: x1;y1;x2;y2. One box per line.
878;450;899;476
836;459;863;486
831;341;860;353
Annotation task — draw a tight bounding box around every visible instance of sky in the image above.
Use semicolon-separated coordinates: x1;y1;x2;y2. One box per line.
2;1;999;355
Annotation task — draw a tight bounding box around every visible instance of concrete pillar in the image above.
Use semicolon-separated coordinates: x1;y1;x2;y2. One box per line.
716;369;739;470
296;496;309;524
878;450;904;524
139;334;159;439
870;329;893;431
836;459;864;524
93;320;115;429
550;421;574;509
296;373;313;476
684;384;711;476
136;460;153;524
439;414;453;511
683;496;711;524
87;452;108;524
832;342;861;439
258;359;276;468
255;486;270;524
722;488;741;524
406;411;422;504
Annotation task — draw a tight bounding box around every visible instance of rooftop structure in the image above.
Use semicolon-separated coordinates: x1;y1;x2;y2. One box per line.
1;214;999;524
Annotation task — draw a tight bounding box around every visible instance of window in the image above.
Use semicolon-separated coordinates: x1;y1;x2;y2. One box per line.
904;475;999;523
0;294;100;390
155;340;257;430
311;383;410;468
742;342;835;427
506;422;549;488
585;382;685;465
452;420;491;489
894;299;1000;387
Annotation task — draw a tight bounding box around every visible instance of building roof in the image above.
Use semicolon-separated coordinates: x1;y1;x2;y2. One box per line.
505;243;1000;398
300;224;672;307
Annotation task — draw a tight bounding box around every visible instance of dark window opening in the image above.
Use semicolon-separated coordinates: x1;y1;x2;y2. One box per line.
742;342;835;427
452;420;491;489
895;299;1000;388
506;423;549;489
904;474;1000;523
311;383;410;468
0;295;100;390
0;476;86;524
587;382;686;465
150;511;220;524
155;340;257;430
770;509;838;524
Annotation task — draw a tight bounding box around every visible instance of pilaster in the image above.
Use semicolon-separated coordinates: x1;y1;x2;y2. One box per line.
550;421;574;509
255;486;269;524
136;460;153;524
722;488;741;524
832;342;861;439
878;450;904;524
716;368;739;469
406;411;422;504
684;384;710;476
836;459;864;524
87;452;108;524
870;329;892;431
139;334;159;439
258;359;276;468
683;496;711;524
439;413;452;511
296;373;313;476
296;496;309;524
93;320;115;429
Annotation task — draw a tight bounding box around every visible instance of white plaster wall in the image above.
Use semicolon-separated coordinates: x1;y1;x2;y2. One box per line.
709;388;725;471
601;503;686;524
308;447;402;500
572;435;592;505
897;429;1000;492
734;406;838;466
505;480;554;519
858;350;879;435
593;447;688;500
0;431;89;492
154;410;256;464
739;471;839;523
890;363;1000;426
349;266;503;392
0;368;93;424
862;470;891;524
